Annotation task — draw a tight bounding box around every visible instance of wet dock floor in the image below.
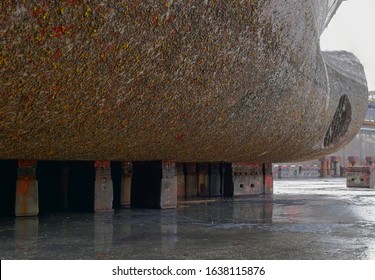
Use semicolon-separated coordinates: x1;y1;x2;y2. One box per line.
1;178;375;259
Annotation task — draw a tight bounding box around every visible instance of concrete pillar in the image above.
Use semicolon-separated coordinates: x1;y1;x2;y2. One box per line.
366;156;375;166
330;156;341;176
131;161;177;209
327;159;331;176
160;161;177;209
340;165;345;177
94;161;113;212
15;160;39;217
263;163;273;194
185;163;197;198
176;163;185;200
232;163;263;196
334;161;340;176
209;163;221;197
120;162;132;208
197;163;209;197
319;157;330;177
61;162;69;209
348;156;359;167
277;165;282;179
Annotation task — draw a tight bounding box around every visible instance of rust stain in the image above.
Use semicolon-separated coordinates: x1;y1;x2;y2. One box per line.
95;160;111;168
52;49;63;60
52;25;71;38
17;178;30;195
18;160;37;168
265;175;273;188
175;133;185;142
17;178;30;214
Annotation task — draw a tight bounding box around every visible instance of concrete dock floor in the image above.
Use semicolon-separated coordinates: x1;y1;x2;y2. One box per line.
1;178;375;259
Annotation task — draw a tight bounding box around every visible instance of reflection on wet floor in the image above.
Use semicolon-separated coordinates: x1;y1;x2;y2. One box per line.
14;217;38;256
94;213;113;258
1;178;375;259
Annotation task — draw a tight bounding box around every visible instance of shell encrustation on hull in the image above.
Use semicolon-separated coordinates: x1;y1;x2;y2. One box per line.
0;0;368;162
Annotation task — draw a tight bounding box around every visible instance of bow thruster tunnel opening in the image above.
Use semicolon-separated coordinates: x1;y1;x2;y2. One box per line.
324;94;352;147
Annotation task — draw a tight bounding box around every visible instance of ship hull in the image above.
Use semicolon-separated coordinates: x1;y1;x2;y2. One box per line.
0;0;368;162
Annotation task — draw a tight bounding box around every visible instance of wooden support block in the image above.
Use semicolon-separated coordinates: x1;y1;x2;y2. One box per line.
15;160;39;217
94;161;113;212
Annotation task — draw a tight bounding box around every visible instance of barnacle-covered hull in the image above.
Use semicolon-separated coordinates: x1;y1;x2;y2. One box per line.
0;0;368;162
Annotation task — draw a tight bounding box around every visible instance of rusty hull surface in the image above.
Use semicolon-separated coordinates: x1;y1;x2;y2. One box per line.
0;0;368;162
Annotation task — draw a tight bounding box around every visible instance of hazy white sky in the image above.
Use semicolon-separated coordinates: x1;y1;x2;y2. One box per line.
320;0;375;91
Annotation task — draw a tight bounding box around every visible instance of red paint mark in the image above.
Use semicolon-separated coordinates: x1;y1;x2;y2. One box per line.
52;26;66;38
151;15;159;26
52;49;62;59
31;5;46;18
19;160;37;168
17;179;30;214
95;161;110;168
52;25;72;38
17;178;30;195
165;15;175;25
175;134;185;142
265;175;273;191
93;4;104;13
